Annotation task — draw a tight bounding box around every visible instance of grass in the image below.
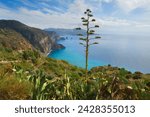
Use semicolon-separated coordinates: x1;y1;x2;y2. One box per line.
0;73;32;100
0;46;149;100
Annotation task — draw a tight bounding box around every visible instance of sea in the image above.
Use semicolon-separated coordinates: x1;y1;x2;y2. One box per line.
48;34;150;73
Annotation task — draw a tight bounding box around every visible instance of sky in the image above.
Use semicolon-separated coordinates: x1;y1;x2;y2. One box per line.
0;0;150;35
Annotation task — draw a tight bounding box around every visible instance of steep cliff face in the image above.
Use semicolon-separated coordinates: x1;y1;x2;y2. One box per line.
46;31;60;42
0;20;64;54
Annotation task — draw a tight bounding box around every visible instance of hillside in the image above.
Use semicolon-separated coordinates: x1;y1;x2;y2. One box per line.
0;29;32;50
0;20;150;100
0;47;150;100
0;20;64;54
0;48;150;100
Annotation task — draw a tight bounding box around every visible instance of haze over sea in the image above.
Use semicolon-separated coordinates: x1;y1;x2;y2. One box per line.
49;34;150;73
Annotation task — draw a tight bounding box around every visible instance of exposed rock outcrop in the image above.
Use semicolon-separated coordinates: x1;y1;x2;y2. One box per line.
0;20;64;54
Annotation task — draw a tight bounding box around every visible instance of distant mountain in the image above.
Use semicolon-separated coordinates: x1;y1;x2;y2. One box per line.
46;31;60;42
0;20;64;54
45;28;86;36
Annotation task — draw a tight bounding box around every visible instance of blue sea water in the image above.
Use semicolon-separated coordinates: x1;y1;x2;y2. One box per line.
48;34;150;73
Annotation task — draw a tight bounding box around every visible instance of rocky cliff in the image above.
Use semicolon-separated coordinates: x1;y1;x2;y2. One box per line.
0;20;64;54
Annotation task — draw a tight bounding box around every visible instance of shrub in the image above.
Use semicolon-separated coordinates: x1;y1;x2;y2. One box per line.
22;50;40;60
0;77;32;100
133;71;143;79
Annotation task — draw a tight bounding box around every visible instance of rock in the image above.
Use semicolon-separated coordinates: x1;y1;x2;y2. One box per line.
52;44;65;50
0;20;64;55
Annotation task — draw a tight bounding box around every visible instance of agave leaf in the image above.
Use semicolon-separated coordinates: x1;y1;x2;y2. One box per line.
75;27;81;30
12;68;16;72
77;34;83;36
93;42;99;44
108;87;112;94
95;36;101;39
56;90;61;96
83;23;88;26
67;83;70;95
88;14;93;17
80;38;86;41
86;9;90;12
82;19;88;22
95;25;99;28
16;69;23;74
36;77;40;89
89;42;99;46
89;30;95;32
79;42;85;45
88;32;94;35
27;75;32;81
41;82;48;92
92;19;96;22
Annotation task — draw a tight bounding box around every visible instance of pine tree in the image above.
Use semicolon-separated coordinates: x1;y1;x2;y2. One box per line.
76;9;101;81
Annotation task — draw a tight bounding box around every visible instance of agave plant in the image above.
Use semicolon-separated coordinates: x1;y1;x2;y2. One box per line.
27;70;50;100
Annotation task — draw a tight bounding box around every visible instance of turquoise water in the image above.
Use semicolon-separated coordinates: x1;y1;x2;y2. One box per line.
48;34;150;73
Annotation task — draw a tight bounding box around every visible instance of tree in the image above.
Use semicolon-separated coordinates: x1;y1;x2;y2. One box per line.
76;9;101;81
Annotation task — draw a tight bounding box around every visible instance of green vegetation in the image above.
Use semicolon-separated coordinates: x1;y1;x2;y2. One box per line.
0;20;150;100
0;29;32;61
76;9;101;80
0;49;150;100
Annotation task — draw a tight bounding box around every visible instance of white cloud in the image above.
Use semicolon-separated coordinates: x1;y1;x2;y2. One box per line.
98;17;130;26
116;0;150;13
101;0;113;3
0;6;80;29
0;0;150;35
96;16;150;35
67;0;93;15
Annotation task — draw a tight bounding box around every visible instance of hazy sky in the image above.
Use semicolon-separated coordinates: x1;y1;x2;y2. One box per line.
0;0;150;34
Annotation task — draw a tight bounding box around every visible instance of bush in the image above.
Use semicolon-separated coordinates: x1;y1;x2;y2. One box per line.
0;77;32;100
133;71;143;79
22;50;40;61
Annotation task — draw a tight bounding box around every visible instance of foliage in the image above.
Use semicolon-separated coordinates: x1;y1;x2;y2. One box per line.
27;70;51;100
0;75;32;100
22;50;40;64
11;64;150;99
0;43;150;100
